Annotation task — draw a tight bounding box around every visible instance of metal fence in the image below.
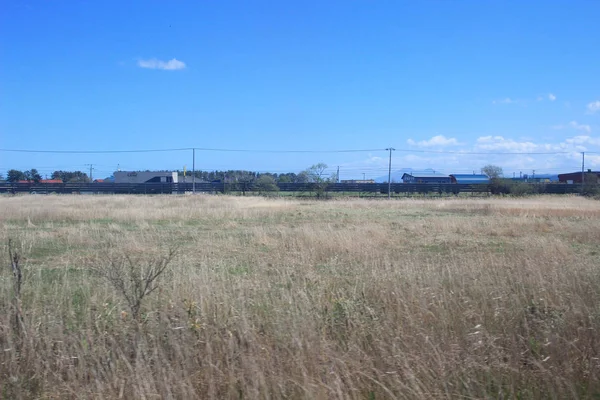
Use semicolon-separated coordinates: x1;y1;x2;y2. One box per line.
0;182;586;195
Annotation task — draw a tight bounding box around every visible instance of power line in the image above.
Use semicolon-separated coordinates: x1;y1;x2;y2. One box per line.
0;147;383;154
193;147;384;153
0;146;574;155
0;148;193;154
391;149;571;155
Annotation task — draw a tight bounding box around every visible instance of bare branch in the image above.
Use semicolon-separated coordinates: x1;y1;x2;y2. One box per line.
8;239;26;336
93;247;177;320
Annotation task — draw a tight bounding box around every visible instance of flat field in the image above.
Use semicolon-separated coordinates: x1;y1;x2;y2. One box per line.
1;195;600;399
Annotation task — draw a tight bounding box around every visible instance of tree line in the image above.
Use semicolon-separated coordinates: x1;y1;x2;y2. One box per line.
182;163;338;195
180;163;337;184
2;169;91;183
2;163;338;186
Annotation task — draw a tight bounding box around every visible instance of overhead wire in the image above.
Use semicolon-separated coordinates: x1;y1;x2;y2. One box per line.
0;147;577;155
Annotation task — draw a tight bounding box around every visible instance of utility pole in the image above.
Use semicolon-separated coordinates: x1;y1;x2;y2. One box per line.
363;173;366;181
192;148;196;194
582;151;585;193
336;166;340;183
386;148;395;199
85;164;94;182
532;170;535;180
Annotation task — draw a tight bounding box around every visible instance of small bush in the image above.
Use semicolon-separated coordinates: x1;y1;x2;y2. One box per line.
582;184;600;197
488;179;540;196
254;175;280;195
488;178;513;195
510;182;537;196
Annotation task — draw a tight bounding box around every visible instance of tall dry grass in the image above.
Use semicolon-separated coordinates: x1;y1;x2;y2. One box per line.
1;194;600;399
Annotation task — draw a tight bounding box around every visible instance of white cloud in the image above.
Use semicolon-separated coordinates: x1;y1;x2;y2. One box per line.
492;98;514;105
406;135;460;147
138;58;186;70
586;154;600;167
500;94;556;104
344;133;600;179
587;101;600;114
552;121;592;133
475;136;538;152
564;135;600;146
569;121;591;133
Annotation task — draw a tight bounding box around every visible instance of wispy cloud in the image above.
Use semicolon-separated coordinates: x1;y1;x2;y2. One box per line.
564;135;600;146
492;98;514;105
587;101;600;114
552;121;591;133
503;93;556;104
569;121;591;133
138;58;186;70
475;136;538;152
407;135;461;147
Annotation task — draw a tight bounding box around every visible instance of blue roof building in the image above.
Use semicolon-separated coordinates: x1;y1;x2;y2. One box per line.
401;173;452;184
450;174;490;184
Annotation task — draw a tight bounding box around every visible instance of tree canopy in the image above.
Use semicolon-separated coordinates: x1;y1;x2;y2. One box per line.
51;170;90;183
6;169;41;183
254;175;279;193
481;165;504;179
304;163;337;183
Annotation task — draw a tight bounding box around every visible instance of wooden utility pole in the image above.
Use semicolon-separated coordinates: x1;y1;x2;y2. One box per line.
581;152;585;194
85;164;94;182
386;148;395;199
192;148;196;194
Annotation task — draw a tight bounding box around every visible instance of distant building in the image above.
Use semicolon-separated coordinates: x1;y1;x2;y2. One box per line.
17;179;63;184
401;173;452;184
114;171;178;184
558;170;600;184
449;174;490;184
341;179;375;184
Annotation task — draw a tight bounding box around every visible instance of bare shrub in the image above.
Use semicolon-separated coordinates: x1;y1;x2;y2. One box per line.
7;239;25;335
93;247;177;320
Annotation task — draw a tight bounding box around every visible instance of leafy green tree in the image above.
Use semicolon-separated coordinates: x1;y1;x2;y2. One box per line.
6;169;26;183
254;175;279;194
278;174;292;183
235;171;256;195
277;173;299;183
51;170;90;183
305;163;329;183
24;169;42;183
302;163;336;198
296;171;310;184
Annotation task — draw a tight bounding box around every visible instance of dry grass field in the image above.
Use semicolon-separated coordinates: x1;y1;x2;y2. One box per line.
1;194;600;399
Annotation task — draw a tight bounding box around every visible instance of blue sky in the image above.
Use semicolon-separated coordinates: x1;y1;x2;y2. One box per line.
1;0;600;180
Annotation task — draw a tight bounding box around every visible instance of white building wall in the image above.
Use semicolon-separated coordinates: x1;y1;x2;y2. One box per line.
114;171;178;184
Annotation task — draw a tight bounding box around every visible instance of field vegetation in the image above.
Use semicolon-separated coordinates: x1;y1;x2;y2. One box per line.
1;195;599;399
